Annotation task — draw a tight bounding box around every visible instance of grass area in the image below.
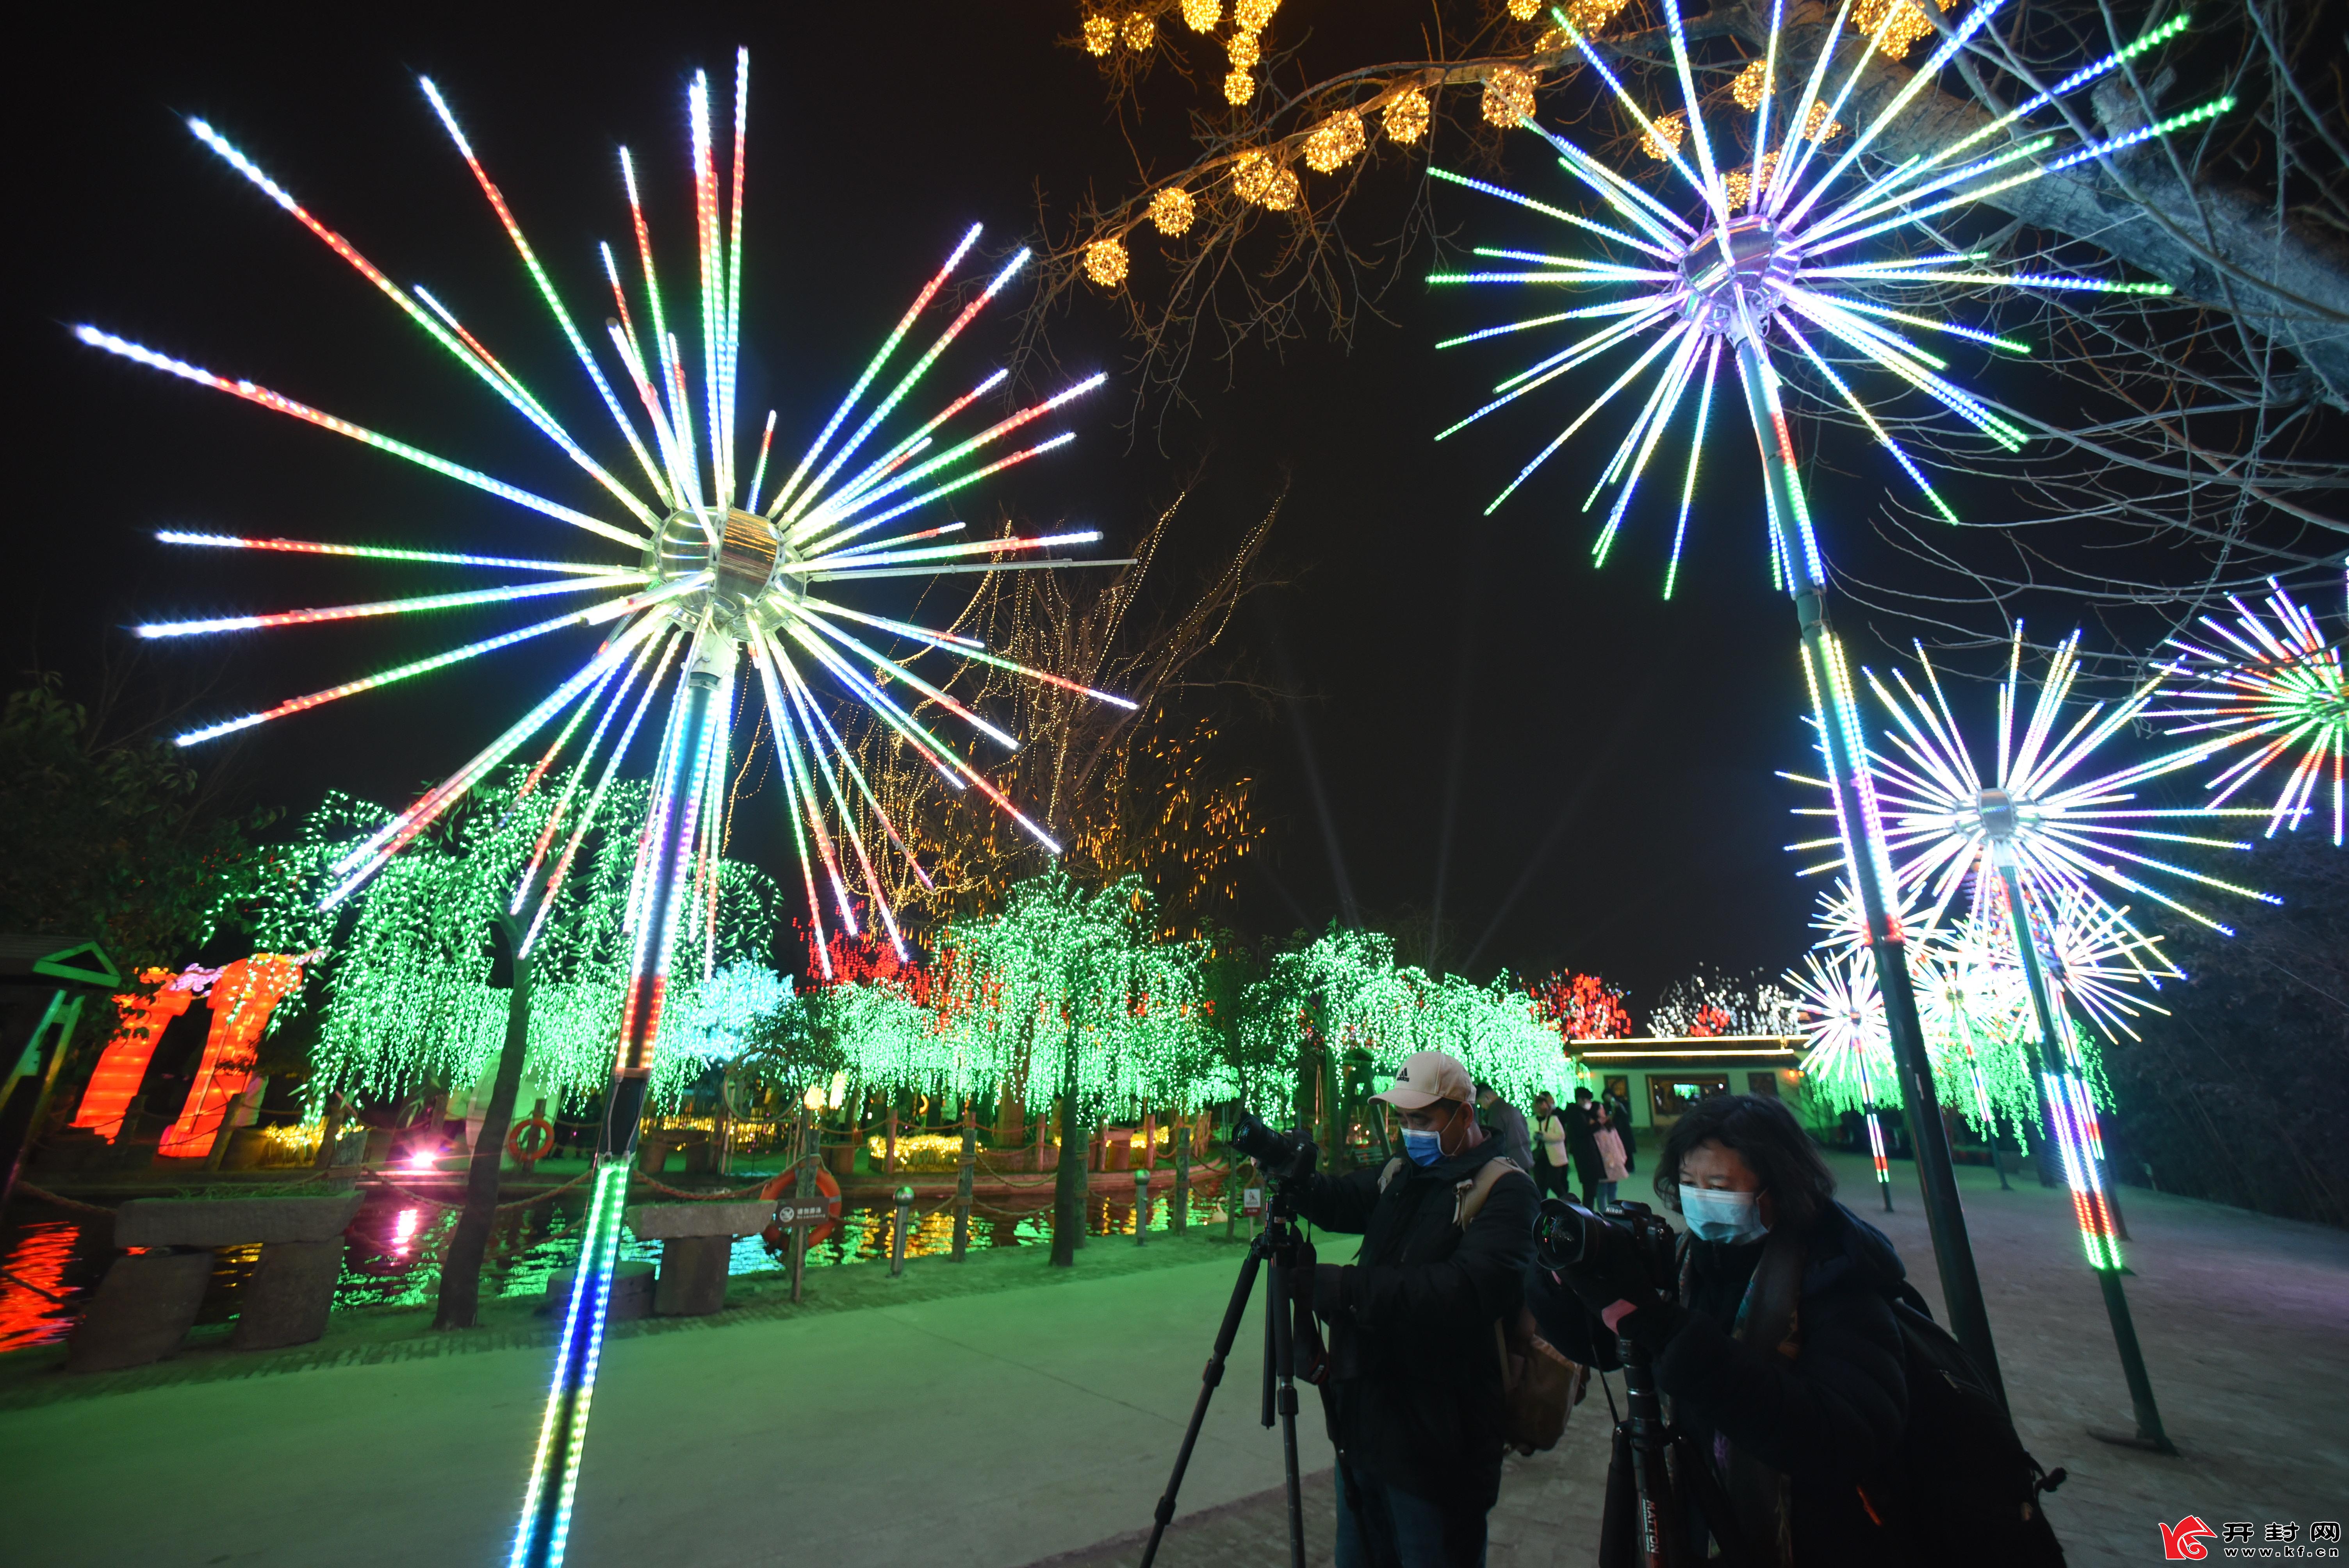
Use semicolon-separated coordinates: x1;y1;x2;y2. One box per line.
0;1221;1259;1412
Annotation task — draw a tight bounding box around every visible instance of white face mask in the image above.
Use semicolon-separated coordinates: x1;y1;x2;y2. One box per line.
1680;1183;1767;1243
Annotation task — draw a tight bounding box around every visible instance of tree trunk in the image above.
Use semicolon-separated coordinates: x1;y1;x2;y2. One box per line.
1050;1080;1087;1267
435;916;532;1331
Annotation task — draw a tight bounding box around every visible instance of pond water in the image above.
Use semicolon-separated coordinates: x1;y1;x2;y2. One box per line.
0;1182;1233;1355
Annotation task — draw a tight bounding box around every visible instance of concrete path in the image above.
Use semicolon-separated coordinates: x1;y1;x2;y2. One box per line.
2;1156;2342;1566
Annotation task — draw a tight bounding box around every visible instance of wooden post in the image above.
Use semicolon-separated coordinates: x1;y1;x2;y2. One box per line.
952;1109;975;1263
790;1106;814;1304
890;1186;913;1277
1173;1125;1191;1235
311;1093;347;1172
1134;1165;1150;1246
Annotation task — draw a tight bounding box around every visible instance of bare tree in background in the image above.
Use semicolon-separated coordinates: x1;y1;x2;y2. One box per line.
1033;0;2344;649
853;485;1284;937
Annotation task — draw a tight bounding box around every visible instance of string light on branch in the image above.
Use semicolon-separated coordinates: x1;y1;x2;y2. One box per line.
1802;100;1845;141
1384;87;1431;145
1482;66;1537;128
1506;0;1542;18
1725;152;1780;207
1537;26;1571;52
1233;0;1278;32
1732;59;1768;111
1851;0;1941;59
1182;0;1221;31
1084;13;1117;55
1562;0;1631;36
1084;237;1131;288
1640;110;1686;160
1226;30;1260;70
1232;151;1299;210
1224;70;1256;106
1122;11;1157;49
1150;184;1197;236
1303;109;1367;172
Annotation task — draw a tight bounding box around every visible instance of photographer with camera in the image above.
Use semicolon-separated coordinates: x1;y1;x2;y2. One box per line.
1529;1093;1913;1566
1276;1049;1536;1568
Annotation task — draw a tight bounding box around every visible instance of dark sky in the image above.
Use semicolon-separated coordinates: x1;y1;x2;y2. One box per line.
18;6;2129;1014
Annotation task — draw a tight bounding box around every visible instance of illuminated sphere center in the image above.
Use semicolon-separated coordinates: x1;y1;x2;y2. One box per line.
646;508;802;624
1678;216;1798;339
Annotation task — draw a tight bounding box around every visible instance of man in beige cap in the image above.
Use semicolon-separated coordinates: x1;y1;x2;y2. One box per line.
1290;1048;1535;1567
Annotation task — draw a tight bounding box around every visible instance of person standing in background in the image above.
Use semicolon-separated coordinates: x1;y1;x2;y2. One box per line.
1475;1081;1535;1174
1603;1085;1638;1175
1530;1092;1573;1199
1568;1087;1606;1206
1592;1100;1630;1208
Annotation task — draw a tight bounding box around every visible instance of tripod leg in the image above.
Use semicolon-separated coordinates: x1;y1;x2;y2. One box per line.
1267;1249;1307;1568
1671;1432;1759;1568
1139;1235;1271;1568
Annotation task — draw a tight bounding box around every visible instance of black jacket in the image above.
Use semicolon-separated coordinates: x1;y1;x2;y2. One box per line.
1299;1136;1536;1512
1566;1104;1606;1183
1533;1201;1911;1565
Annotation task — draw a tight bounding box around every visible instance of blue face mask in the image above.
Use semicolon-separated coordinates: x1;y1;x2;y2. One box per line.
1401;1128;1447;1166
1680;1184;1766;1243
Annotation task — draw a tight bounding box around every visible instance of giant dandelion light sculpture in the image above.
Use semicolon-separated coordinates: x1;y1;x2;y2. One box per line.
1800;625;2276;1451
1786;947;1896;1211
77;51;1129;1568
1429;0;2230;1389
2153;573;2349;848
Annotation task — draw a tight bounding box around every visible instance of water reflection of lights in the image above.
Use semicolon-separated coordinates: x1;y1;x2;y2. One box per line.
391;1208;422;1255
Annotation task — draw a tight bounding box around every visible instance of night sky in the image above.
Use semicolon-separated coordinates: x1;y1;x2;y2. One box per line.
18;7;2157;1013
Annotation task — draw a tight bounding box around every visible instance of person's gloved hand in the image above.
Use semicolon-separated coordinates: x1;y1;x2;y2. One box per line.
1563;1219;1679;1349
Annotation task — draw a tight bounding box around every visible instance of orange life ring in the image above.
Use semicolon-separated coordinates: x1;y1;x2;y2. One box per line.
760;1165;842;1251
506;1115;556;1164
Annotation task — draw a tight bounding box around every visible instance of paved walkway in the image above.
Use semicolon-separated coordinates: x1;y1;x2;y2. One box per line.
2;1158;2342;1566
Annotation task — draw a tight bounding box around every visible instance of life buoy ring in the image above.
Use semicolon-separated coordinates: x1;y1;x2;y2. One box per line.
760;1165;843;1253
507;1115;556;1165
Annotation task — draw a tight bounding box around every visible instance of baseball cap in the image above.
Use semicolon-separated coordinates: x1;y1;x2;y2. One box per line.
1374;1050;1474;1111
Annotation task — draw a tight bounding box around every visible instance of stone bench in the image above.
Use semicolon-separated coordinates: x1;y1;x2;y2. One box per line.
67;1192;362;1372
624;1200;770;1317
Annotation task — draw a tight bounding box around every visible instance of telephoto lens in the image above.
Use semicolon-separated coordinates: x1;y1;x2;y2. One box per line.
1532;1196;1591;1271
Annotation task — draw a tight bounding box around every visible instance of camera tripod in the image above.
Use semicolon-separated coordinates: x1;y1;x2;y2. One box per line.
1139;1177;1315;1568
1602;1331;1755;1568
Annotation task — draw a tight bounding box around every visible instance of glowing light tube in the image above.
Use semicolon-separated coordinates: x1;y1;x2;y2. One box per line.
799;597;1138;709
1428;168;1675;261
76;328;646;549
137;575;640;639
748;635;833;973
153;531;641;576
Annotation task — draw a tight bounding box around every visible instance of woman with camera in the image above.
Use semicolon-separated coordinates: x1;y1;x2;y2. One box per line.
1531;1093;1914;1566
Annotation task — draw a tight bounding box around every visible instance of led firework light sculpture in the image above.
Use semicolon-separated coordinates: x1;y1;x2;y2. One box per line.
1837;628;2274;1451
1785;948;1897;1211
77;52;1128;1567
1426;0;2226;1390
2153;573;2349;848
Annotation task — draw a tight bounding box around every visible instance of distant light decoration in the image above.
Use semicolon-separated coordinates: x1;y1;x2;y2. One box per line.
1122;11;1157;50
1509;0;1543;18
1383;87;1432;145
1226;30;1260;70
1732;59;1768;111
2153;573;2349;846
1233;0;1278;31
1233;151;1299;210
1562;0;1631;34
1482;66;1538;128
1084;13;1118;55
1786;949;1896;1205
1640;110;1686;160
73;966;207;1141
1851;0;1941;59
1304;109;1367;173
1801;100;1844;142
1224;70;1256;106
156;954;310;1158
1524;968;1632;1042
1084;237;1131;288
1648;964;1799;1039
1182;0;1221;32
1150;185;1198;236
78;52;1128;1568
1426;0;2222;1409
1722;152;1779;208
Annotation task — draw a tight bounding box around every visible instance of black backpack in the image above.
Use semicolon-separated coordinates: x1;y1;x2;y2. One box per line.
1880;1288;2068;1566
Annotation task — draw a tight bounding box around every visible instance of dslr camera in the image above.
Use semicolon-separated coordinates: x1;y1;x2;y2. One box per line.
1533;1195;1678;1290
1228;1109;1319;1185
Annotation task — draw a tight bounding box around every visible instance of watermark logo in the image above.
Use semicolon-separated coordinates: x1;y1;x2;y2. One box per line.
2161;1516;2217;1561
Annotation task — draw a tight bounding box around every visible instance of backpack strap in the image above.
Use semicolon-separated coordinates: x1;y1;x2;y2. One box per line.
1454;1156;1531;1228
1376;1156;1404;1194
